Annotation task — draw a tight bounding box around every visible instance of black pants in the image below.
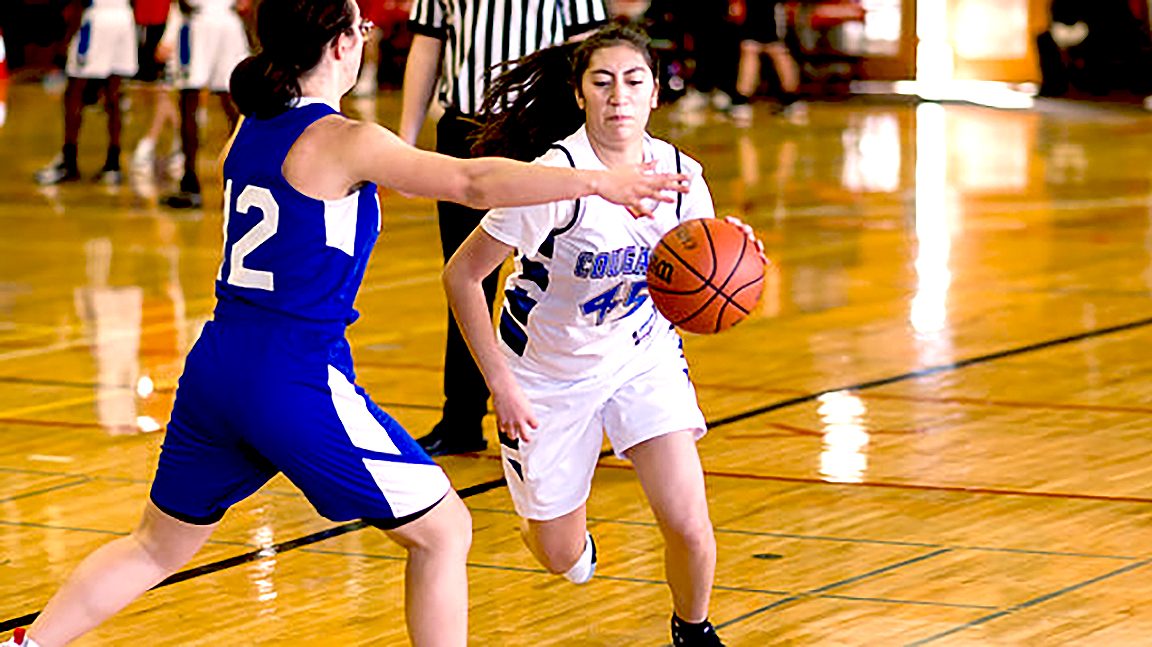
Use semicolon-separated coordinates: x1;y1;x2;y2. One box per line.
434;109;501;434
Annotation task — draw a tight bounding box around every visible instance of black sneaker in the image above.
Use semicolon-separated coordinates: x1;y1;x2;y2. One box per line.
34;158;80;185
162;190;202;209
671;614;725;647
417;420;487;456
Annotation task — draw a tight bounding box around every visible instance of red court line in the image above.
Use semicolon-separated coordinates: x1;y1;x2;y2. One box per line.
694;382;1152;415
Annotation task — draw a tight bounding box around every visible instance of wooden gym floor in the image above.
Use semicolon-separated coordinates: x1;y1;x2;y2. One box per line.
3;82;1152;645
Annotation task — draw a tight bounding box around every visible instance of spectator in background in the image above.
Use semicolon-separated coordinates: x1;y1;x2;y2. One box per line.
730;0;798;126
35;0;138;185
161;0;250;209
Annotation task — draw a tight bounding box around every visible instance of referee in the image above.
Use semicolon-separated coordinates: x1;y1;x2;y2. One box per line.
401;0;609;456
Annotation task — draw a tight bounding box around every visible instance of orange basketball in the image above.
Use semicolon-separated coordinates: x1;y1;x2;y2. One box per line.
647;218;766;334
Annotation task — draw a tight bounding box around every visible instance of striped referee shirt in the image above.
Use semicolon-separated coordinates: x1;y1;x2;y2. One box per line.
408;0;610;116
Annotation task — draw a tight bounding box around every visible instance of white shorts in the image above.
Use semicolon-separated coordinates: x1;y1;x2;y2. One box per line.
501;353;707;521
66;7;138;79
172;11;249;92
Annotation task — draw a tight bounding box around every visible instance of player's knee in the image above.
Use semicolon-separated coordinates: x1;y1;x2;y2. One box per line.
664;514;715;554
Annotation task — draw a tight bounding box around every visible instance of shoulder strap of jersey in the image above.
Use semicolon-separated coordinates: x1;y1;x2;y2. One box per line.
548;143;582;236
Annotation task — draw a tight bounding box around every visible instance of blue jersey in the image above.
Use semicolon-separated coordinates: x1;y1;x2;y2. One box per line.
216;101;380;327
153;100;450;525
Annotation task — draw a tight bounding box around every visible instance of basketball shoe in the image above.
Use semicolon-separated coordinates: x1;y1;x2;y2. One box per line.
562;531;596;584
671;614;725;646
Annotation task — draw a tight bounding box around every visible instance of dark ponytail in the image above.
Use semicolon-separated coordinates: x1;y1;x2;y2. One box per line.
471;24;659;162
229;0;355;119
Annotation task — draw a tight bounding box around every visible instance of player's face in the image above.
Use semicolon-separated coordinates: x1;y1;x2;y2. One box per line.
578;45;658;148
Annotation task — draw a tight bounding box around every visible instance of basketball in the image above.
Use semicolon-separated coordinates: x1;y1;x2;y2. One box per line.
646;218;766;334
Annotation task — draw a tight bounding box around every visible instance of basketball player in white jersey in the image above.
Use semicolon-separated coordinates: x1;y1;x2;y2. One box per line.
161;0;251;208
445;24;760;647
0;1;688;645
35;0;138;185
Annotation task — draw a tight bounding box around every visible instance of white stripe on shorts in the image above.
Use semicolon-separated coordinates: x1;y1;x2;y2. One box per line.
362;459;451;518
327;365;402;455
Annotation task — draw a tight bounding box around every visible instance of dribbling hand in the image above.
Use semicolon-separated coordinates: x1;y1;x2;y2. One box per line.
724;215;768;264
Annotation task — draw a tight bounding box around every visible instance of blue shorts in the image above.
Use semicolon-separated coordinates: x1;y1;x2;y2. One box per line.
150;317;451;525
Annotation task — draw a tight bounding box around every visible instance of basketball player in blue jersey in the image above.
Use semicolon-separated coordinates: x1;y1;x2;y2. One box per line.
0;2;688;646
445;25;762;647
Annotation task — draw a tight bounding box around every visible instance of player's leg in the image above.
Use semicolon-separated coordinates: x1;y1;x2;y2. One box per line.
605;352;719;644
627;431;715;622
34;76;85;184
380;492;472;647
97;74;123;182
499;373;604;583
24;502;217;647
520;505;596;582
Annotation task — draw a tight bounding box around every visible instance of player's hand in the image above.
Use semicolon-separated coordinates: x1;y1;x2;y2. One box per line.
599;161;688;218
492;380;539;444
724;215;768;264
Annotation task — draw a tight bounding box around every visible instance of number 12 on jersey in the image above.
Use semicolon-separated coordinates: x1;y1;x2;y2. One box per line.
218;179;280;291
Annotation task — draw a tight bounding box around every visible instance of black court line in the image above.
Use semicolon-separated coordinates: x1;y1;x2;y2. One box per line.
5;316;1152;633
716;549;954;629
904;558;1152;646
707;313;1152;429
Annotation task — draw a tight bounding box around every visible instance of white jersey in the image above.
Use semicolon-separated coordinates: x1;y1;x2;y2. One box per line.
481;125;715;381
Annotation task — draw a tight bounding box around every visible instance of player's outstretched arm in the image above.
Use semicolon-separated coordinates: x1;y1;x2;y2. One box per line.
443;228;539;442
344;122;688;215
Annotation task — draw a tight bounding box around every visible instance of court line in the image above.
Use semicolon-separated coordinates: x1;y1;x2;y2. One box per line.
299;546;997;611
706;313;1152;430
715;549;954;629
904;558;1152;646
0;478;90;504
467;507;1138;561
5;316;1152;633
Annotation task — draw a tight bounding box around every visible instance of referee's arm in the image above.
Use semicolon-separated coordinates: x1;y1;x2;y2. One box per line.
400;0;448;145
399;34;444;145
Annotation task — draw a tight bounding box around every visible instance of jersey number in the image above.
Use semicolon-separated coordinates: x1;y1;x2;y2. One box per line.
218;180;279;291
581;281;648;325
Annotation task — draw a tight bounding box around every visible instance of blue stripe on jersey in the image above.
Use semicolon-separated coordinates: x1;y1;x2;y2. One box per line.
179;24;191;67
499;309;528;356
77;22;92;59
504;286;537;326
520;256;550;291
215;103;380;327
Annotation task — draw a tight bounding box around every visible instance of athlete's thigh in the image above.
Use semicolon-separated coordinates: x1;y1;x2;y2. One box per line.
501;370;608;521
602;353;707;458
67;8;138;79
239;337;452;524
150;324;279;525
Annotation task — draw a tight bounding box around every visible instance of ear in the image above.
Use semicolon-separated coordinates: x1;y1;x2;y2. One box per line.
650;83;659;109
574;88;585;111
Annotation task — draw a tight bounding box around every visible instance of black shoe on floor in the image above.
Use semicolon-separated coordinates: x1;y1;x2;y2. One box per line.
417;421;487;456
671;614;725;647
